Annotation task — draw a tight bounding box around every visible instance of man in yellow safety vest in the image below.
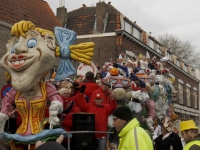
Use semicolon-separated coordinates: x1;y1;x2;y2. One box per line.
180;120;200;150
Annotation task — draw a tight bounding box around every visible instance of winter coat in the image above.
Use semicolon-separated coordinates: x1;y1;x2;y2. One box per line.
118;118;153;150
80;79;99;98
76;93;117;138
61;104;81;131
154;132;183;150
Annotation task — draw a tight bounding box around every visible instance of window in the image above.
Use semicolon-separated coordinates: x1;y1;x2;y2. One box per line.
191;69;194;76
193;89;198;108
149;39;154;49
178;83;183;104
184;65;188;72
155;43;162;54
167;52;172;61
176;59;180;67
133;27;141;40
124;21;131;34
186;87;191;106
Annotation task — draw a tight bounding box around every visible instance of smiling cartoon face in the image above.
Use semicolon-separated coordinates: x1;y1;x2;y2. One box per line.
0;22;57;91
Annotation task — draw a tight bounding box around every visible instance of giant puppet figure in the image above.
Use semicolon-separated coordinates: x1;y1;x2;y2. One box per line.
0;21;94;148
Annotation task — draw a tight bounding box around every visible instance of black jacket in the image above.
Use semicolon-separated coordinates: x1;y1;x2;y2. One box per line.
154;132;183;150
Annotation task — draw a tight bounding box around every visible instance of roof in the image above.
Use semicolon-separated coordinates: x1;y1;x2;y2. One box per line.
0;0;61;31
66;2;121;35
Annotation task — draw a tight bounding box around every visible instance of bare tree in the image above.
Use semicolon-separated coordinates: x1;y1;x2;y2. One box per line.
158;33;200;68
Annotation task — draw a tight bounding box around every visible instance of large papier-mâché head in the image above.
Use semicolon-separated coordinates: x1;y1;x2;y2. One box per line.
0;21;58;91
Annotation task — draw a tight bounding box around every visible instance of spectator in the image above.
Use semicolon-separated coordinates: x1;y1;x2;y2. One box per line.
153;116;183;150
80;71;99;100
60;99;81;148
180;120;200;150
35;135;65;150
76;85;117;150
140;56;148;69
90;81;113;104
112;106;153;150
95;72;102;86
74;75;83;84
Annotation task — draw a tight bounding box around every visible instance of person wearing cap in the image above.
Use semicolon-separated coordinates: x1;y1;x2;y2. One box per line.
112;106;153;150
153;116;183;150
76;86;117;150
89;81;115;104
180;120;200;150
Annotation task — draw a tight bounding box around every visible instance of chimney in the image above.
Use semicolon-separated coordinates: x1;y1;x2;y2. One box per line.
83;4;87;7
96;1;107;33
56;7;67;27
108;1;111;5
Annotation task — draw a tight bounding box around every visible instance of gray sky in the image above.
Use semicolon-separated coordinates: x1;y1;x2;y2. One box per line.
45;0;200;50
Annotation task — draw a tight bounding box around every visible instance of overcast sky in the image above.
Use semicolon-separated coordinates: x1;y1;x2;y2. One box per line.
45;0;200;50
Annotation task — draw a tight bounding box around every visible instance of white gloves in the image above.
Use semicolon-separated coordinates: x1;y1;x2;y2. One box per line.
49;101;63;128
0;112;8;133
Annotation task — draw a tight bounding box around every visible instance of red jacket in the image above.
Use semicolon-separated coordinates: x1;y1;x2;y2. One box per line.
76;93;117;138
89;86;112;104
61;104;81;132
80;79;99;98
64;91;86;111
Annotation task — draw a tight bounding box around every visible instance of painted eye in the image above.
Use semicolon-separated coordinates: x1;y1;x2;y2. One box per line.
27;38;37;48
10;41;18;54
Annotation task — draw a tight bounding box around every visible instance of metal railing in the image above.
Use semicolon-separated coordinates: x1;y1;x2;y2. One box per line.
62;131;113;150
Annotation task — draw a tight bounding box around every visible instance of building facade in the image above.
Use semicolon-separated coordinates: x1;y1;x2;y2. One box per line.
56;1;200;124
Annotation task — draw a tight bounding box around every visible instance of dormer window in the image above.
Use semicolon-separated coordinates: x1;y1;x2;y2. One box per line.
124;21;131;34
155;43;162;54
167;52;171;61
133;26;141;40
191;69;194;76
184;65;188;72
149;39;154;49
176;59;180;67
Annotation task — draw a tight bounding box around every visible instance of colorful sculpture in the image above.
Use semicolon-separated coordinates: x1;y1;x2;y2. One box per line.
0;20;94;148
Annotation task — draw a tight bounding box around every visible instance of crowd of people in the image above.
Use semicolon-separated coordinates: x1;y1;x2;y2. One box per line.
4;51;200;150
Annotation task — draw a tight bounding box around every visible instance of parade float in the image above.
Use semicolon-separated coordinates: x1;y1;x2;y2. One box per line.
0;20;94;150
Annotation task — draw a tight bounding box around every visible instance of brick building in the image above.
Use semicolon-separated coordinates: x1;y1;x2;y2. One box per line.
56;1;200;124
0;0;61;99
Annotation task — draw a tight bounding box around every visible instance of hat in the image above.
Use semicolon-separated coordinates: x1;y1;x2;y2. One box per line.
102;81;111;88
127;60;134;65
146;52;150;59
160;56;169;62
94;93;103;99
180;120;198;132
35;141;66;150
85;71;94;79
108;66;113;69
112;106;133;122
